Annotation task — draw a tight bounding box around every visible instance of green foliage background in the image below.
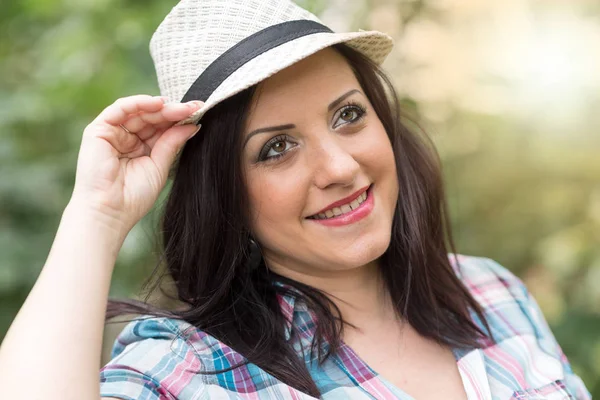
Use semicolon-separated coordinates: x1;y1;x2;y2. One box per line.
1;0;598;396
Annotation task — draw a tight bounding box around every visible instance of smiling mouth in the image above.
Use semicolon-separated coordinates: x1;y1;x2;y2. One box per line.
307;184;372;220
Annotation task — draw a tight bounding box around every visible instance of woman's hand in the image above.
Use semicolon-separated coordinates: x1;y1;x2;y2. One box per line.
70;94;202;235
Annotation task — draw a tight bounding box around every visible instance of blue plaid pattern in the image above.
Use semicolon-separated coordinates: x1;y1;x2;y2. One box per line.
100;255;591;399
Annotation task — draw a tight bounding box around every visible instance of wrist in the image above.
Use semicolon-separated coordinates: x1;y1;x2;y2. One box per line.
62;198;131;247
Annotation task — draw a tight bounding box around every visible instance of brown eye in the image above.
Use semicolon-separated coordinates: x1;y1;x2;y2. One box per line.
341;109;357;122
333;103;366;128
258;134;298;162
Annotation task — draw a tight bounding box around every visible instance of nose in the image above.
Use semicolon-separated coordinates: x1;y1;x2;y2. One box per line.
311;135;360;190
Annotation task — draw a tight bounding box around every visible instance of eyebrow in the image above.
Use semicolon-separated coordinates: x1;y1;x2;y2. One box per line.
243;89;362;148
242;124;296;148
328;89;360;111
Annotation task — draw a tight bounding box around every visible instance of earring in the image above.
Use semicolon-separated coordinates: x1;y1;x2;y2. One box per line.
246;237;263;270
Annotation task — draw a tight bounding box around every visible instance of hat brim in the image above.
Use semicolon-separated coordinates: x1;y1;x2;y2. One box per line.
174;30;393;126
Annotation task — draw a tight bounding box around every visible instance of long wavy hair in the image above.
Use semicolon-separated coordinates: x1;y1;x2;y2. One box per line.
106;43;493;397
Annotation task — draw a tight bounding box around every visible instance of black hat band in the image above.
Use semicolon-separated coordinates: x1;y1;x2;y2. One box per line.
181;20;333;104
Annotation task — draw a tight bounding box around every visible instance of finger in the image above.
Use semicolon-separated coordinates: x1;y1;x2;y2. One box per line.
136;120;173;142
85;122;144;156
135;120;179;153
125;101;204;129
93;95;166;127
84;96;201;157
151;124;200;180
118;101;204;139
143;126;169;150
119;140;152;160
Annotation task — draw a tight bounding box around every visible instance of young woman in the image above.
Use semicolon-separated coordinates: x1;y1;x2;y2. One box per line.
0;0;591;399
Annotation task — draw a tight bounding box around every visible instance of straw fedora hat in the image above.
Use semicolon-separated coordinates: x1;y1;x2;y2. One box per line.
149;0;394;126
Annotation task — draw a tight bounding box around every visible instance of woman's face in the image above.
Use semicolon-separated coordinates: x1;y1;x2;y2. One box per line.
242;48;399;278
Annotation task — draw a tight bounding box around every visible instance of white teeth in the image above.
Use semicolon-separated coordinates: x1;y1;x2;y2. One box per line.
311;188;369;220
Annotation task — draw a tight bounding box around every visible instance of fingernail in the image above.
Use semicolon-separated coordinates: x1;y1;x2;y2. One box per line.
155;95;169;103
186;100;204;109
188;124;201;139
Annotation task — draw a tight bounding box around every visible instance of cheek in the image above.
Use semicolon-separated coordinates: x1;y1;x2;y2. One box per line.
361;123;396;175
248;175;307;230
363;125;399;206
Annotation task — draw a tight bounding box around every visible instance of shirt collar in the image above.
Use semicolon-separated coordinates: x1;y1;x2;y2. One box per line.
272;280;316;342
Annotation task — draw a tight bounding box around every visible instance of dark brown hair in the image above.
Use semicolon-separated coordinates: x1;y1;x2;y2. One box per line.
106;43;493;397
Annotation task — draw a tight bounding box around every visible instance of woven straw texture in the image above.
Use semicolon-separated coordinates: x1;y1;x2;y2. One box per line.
149;0;394;125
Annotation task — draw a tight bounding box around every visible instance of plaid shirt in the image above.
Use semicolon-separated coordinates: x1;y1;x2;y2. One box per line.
100;255;591;399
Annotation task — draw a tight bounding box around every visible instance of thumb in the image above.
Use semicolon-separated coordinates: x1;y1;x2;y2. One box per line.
151;123;200;179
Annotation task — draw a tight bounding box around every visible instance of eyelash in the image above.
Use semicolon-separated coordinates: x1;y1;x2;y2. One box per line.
257;101;367;163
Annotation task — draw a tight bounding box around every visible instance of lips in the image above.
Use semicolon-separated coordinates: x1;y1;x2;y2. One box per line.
307;184;371;219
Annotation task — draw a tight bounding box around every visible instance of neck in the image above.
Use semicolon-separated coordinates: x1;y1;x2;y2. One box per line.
271;259;398;330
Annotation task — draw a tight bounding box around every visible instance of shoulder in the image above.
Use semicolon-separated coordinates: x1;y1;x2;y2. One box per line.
107;315;242;368
448;254;538;341
100;317;199;399
101;316;301;399
448;253;528;304
448;253;523;285
101;316;247;399
108;316;191;359
103;316;206;380
447;255;592;398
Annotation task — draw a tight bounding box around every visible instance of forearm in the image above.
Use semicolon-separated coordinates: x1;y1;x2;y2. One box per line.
0;200;128;400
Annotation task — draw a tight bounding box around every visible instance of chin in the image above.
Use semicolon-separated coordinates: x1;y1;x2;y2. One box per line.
325;233;391;270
